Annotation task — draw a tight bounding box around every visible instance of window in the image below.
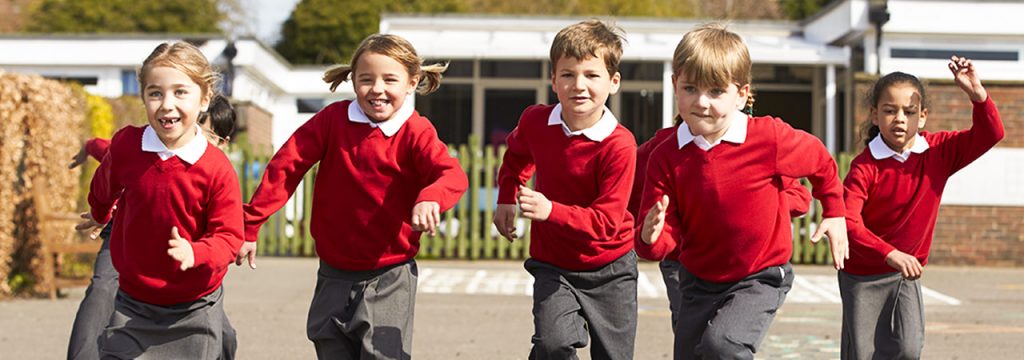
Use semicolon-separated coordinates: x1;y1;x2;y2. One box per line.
618;62;663;81
121;70;139;95
424;60;473;78
891;48;1018;61
45;76;98;86
415;84;472;144
485;89;536;145
480;60;542;78
296;98;325;113
619;90;663;144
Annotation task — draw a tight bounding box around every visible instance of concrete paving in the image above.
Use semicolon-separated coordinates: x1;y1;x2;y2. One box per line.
2;258;1023;359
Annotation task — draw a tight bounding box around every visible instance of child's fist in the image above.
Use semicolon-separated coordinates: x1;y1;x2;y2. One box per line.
641;195;669;245
517;185;552;221
411;201;441;236
167;227;195;271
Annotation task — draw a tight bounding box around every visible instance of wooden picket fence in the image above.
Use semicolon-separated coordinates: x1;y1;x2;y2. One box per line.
236;136;853;265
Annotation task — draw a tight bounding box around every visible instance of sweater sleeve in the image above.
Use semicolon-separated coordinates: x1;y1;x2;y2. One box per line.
191;163;245;269
88;133;126;223
782;177;812;217
628;134;660;219
843;160;896;262
85;138;111;161
496;114;536;205
242;105;331;242
634;147;680;261
938;96;1005;175
545;135;636;243
412;122;469;212
773;120;845;218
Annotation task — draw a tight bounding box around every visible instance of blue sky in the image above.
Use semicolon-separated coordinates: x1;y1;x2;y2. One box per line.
247;0;301;44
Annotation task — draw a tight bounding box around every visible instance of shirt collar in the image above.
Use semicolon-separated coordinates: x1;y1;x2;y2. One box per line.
677;111;748;151
868;134;930;162
546;103;618;142
348;98;415;137
141;125;208;164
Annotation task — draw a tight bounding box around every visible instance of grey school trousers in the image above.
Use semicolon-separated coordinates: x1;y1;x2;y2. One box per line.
67;223;237;360
674;262;794;360
99;286;234;359
838;271;924;360
306;259;418;360
67;224;118;360
525;250;638;360
659;259;683;332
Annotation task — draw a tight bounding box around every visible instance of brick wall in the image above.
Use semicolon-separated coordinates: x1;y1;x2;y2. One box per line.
932;205;1024;266
850;74;1023;267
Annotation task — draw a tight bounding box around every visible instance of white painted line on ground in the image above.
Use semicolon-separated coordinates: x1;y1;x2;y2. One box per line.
921;286;962;305
637;271;659;299
465;270;487;294
792;275;843;303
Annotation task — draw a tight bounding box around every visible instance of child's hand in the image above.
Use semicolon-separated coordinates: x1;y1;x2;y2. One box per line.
517;185;551;221
235;241;257;269
411;201;441;236
494;204;518;242
641;195;669;245
812;217;849;270
75;212;105;240
885;250;923;280
949;56;987;102
167;227;195;271
68;144;88;169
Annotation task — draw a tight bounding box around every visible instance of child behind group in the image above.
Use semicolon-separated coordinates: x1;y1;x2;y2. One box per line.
67;95;238;360
81;42;244;359
492;19;639;359
840;57;1004;359
635;23;848;359
239;34;468;359
627;116;813;335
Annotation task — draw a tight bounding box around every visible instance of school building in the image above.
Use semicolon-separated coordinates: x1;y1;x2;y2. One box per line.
0;0;1020;265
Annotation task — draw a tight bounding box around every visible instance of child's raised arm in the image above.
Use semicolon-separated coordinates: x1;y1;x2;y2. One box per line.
939;56;1005;174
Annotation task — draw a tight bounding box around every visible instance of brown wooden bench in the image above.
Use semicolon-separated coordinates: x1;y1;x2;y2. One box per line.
33;185;103;299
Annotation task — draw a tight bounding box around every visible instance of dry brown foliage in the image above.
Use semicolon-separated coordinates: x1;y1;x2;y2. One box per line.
0;70;85;297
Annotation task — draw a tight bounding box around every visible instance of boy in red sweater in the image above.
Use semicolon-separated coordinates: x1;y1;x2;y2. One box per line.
840;57;1004;359
627;117;813;336
635;24;848;359
493;20;638;359
68;95;238;360
81;42;243;359
240;34;467;359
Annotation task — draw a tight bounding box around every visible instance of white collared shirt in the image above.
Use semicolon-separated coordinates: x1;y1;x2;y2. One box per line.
677;111;748;151
348;98;415;137
547;103;618;142
868;134;930;162
141;125;208;164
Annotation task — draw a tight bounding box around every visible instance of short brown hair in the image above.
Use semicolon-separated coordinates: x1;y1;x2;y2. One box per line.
672;23;753;109
550;19;625;76
138;42;220;99
323;34;447;95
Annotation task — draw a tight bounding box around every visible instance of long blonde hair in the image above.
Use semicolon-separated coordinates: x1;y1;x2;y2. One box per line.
138;42;220;100
323;34;446;95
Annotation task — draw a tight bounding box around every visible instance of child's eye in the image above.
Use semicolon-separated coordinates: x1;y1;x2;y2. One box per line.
560;73;574;78
682;86;696;93
175;89;187;96
147;91;162;98
586;73;601;79
710;89;726;96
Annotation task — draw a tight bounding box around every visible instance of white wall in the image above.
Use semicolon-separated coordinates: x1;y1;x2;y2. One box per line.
943;148;1024;207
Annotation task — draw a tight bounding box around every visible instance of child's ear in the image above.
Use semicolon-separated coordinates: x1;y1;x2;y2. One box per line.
918;107;928;129
609;71;621;95
736;84;751;110
406;76;419;95
869;107;880;126
201;94;211;112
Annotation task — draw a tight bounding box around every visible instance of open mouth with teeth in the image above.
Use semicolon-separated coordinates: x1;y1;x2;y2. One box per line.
368;99;391;108
158;118;181;129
